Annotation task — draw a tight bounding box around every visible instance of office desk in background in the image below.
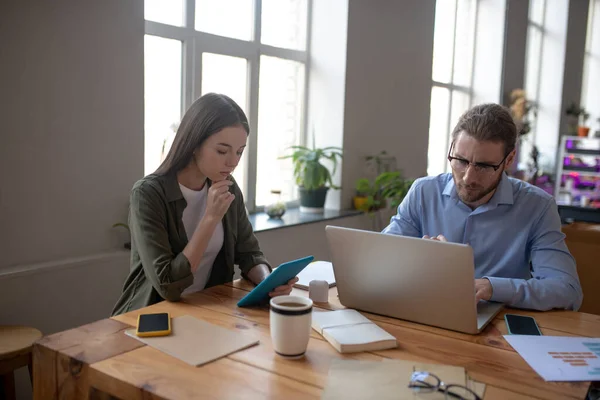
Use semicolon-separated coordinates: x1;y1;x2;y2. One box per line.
33;281;598;400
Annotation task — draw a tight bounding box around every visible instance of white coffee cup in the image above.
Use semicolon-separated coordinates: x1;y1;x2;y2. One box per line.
270;295;313;358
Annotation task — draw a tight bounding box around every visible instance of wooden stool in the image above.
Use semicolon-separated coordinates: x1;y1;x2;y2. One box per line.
0;326;42;400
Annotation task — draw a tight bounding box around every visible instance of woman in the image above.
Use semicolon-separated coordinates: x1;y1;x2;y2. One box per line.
112;93;297;315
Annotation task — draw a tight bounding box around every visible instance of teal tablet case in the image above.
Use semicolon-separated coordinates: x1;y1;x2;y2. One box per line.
236;255;314;307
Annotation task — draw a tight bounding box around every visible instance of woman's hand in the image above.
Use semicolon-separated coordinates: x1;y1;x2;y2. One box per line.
269;277;299;297
205;180;234;221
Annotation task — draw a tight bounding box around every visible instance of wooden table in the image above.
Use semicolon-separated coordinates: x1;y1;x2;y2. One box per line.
33;280;599;399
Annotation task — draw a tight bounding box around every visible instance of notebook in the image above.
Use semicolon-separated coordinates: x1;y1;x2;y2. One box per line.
322;359;486;400
312;309;397;353
125;315;259;366
293;261;336;290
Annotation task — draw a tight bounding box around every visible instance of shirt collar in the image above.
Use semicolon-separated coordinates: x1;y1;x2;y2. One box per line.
442;172;514;206
160;173;184;202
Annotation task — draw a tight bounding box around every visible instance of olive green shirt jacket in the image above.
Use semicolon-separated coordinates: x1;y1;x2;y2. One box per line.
112;173;270;316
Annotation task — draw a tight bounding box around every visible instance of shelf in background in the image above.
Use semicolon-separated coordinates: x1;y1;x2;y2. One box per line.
560;170;600;177
565;150;600;157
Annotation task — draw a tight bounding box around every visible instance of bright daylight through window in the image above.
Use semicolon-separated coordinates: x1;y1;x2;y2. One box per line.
427;0;477;176
143;0;309;212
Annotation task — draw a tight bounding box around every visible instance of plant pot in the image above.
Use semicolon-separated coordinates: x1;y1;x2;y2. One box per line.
299;186;329;213
353;196;369;212
578;126;590;137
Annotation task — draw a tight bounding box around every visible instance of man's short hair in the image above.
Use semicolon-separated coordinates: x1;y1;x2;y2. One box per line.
451;103;518;155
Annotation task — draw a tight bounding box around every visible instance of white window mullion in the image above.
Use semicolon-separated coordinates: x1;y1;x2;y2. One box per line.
259;45;307;63
300;0;313;149
245;0;263;212
431;81;470;92
145;20;194;41
195;33;257;59
468;0;479;107
185;0;195;29
182;40;195;114
532;0;547;144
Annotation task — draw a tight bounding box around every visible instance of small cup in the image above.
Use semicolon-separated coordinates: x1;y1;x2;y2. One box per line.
309;279;329;303
270;295;313;359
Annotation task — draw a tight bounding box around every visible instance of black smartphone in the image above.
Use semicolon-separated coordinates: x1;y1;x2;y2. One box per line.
136;312;171;337
504;313;542;336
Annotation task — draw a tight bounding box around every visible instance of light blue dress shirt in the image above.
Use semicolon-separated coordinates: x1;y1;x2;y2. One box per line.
382;173;583;311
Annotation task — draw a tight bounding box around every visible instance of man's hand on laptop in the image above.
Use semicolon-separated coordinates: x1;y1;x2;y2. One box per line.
475;278;493;301
423;234;447;241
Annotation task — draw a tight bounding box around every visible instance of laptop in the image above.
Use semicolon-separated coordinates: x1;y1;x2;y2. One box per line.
324;225;504;334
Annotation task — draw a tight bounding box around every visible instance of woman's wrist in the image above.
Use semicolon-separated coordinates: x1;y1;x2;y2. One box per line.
199;214;219;231
246;264;270;285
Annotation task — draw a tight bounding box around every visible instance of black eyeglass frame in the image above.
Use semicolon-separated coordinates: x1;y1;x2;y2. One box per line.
447;142;510;174
408;370;482;400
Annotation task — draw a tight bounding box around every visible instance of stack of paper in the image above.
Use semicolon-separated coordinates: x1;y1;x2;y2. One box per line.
322;359;486;400
125;315;259;366
504;335;600;381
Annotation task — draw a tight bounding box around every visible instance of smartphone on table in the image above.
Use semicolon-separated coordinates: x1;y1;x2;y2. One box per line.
504;313;542;336
136;312;172;337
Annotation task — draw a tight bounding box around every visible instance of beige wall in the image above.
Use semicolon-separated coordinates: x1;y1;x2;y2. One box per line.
0;0;144;268
340;0;436;209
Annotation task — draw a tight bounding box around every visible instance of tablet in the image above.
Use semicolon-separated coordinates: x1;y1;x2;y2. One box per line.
237;255;314;307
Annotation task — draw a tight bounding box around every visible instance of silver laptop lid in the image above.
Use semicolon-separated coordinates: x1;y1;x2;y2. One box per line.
325;225;481;334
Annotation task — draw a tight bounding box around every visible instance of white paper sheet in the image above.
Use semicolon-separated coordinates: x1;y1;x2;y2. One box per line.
504;335;600;381
294;261;336;289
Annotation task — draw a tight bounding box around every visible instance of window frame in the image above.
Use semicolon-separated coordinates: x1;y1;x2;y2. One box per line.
429;0;479;175
144;0;312;212
524;0;547;144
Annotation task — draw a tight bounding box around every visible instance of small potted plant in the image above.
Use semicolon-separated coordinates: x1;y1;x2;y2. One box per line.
353;178;382;212
353;171;414;213
376;171;414;209
578;107;591;137
279;140;343;213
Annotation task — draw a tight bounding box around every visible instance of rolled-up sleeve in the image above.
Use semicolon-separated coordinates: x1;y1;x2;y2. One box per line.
232;187;271;279
382;178;422;237
129;184;193;301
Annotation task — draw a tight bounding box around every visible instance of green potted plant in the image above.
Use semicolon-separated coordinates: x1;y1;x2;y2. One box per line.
376;171;414;209
353;171;414;213
353;178;382;212
280;141;343;213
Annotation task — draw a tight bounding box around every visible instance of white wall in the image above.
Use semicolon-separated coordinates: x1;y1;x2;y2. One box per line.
581;0;600;132
582;0;600;129
472;0;507;105
534;0;569;171
0;1;143;398
0;0;144;268
307;0;349;211
340;0;436;209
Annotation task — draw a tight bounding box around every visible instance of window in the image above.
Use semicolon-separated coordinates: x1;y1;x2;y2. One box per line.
520;0;546;169
582;0;600;126
427;0;478;176
143;0;310;212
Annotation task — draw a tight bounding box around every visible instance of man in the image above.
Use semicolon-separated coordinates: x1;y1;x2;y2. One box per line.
383;103;582;311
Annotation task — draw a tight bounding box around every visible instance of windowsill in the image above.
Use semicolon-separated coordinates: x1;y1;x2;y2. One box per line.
249;208;363;233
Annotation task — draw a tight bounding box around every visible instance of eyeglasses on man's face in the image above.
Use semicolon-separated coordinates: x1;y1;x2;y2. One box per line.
408;370;482;400
447;142;509;177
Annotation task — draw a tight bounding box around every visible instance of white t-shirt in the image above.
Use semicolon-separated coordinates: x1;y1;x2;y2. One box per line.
179;183;224;295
